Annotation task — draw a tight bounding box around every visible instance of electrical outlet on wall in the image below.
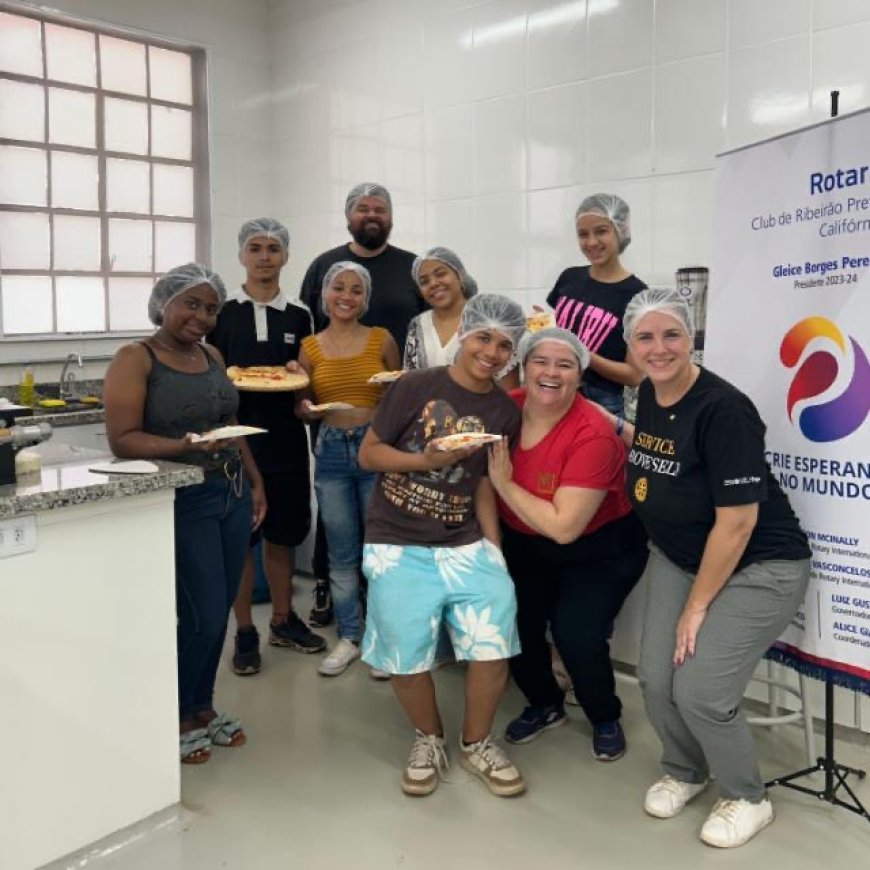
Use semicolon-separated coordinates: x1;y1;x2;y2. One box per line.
0;515;37;558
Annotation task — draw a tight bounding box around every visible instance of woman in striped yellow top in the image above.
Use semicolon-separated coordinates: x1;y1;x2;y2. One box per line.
298;262;400;676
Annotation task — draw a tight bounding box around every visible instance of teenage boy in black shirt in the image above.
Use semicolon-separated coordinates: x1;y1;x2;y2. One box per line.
209;218;326;674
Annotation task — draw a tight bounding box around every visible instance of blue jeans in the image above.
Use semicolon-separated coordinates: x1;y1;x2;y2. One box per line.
175;466;251;720
313;424;376;641
581;382;624;416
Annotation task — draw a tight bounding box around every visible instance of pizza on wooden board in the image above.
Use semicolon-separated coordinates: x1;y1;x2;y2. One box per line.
226;365;309;391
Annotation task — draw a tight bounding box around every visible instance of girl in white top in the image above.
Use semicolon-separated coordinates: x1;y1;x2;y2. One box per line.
404;247;520;388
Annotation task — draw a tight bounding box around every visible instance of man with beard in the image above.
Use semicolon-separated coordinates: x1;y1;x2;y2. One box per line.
300;184;424;634
300;183;422;351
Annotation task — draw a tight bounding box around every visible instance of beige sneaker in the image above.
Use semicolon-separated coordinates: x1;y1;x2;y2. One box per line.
643;775;708;818
459;735;525;797
402;730;449;796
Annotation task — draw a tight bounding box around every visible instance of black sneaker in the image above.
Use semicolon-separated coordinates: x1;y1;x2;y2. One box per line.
592;720;626;761
232;626;261;676
309;580;333;628
269;611;327;653
505;705;566;744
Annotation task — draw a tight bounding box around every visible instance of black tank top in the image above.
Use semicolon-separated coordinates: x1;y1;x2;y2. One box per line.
140;342;239;468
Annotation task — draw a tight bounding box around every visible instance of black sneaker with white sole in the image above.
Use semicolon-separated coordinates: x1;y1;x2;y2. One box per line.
269;611;327;653
232;626;262;675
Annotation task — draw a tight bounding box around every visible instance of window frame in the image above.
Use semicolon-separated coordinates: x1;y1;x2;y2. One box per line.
0;3;211;343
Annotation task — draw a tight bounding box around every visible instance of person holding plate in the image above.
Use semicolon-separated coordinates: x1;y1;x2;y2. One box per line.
297;262;400;677
209;218;325;676
103;263;266;765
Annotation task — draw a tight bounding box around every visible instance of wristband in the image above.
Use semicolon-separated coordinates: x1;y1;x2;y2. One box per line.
614;415;625;436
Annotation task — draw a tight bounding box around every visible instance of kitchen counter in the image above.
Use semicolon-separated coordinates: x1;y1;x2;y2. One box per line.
0;455;202;518
27;406;106;426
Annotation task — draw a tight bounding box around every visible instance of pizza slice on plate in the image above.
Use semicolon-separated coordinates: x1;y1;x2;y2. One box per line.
226;365;309;391
430;432;503;451
367;370;405;384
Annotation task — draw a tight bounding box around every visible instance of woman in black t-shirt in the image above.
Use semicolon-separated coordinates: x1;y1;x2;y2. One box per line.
608;289;810;849
546;193;646;415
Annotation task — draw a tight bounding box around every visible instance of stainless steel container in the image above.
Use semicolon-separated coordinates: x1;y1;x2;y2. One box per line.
675;266;708;351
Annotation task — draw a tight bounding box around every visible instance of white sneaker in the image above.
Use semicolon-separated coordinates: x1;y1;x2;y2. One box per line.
643;775;709;818
700;798;774;848
318;638;360;676
369;666;390;680
402;730;449;796
459;735;525;797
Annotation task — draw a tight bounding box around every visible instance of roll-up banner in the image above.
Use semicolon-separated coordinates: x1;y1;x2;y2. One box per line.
706;108;870;694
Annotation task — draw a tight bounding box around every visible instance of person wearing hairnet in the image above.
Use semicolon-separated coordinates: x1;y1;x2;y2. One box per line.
405;246;520;389
103;263;267;764
296;262;400;677
357;294;526;799
486;328;647;763
546;193;647;415
611;290;810;847
208;219;326;677
300;183;425;630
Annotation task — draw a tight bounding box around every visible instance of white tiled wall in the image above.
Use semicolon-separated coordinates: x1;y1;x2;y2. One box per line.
269;0;870;315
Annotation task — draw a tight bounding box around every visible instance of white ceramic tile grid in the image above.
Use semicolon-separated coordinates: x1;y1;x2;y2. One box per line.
424;197;475;256
655;0;726;64
468;0;528;103
654;54;726;173
422;7;476;108
424;104;475;201
474;94;527;195
388;199;426;256
380;114;426;202
650;170;716;283
526;183;584;290
587;0;654;78
810;21;870;121
473;191;527;290
377;0;426;121
277;210;336;293
271;53;334;151
728;0;813;49
527;82;588;190
332;40;385;131
527;0;588;91
726;36;812;151
335;122;382;193
587;69;654;181
813;0;870;31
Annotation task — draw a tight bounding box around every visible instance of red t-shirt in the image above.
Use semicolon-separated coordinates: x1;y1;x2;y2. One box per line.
498;389;632;537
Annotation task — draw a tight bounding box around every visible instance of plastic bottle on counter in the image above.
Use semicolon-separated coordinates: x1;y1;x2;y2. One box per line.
17;364;35;407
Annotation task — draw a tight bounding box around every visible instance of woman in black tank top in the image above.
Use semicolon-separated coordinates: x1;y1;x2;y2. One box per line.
104;264;266;765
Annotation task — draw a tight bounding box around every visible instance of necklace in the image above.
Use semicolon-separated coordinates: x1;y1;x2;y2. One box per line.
325;328;363;356
152;333;199;360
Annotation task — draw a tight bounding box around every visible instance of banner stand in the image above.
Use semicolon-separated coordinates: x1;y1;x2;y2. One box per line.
762;93;868;823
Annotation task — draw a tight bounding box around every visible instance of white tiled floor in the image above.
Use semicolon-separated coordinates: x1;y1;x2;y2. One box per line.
53;578;870;869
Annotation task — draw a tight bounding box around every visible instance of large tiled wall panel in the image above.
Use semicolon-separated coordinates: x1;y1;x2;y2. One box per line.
269;0;870;310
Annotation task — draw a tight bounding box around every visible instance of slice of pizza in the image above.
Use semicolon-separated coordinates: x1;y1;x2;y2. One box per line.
431;432;503;451
367;370;405;384
226;365;309;392
525;310;555;333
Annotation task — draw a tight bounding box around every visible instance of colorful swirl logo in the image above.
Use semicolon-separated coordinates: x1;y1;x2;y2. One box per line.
780;317;870;442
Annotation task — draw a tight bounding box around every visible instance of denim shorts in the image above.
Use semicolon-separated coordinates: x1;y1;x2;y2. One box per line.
360;538;520;674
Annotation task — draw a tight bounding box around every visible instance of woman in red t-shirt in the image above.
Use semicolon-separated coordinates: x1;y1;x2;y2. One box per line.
488;327;648;761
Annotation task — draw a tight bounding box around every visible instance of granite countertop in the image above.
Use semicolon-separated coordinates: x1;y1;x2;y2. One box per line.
0;457;203;519
27;407;106;427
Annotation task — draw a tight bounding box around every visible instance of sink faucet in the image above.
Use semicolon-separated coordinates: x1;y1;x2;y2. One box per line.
59;352;83;399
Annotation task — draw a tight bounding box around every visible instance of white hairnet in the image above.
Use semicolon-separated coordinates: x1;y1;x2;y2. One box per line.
519;327;590;371
411;246;479;299
321;261;372;317
238;218;290;264
345;182;392;218
148;263;227;326
457;293;526;348
623;288;694;342
575;193;632;252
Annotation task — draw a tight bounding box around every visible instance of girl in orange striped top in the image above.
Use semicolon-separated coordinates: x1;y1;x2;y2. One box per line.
297;262;400;676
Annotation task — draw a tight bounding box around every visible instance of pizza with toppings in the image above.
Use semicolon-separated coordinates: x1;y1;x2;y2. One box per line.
525;310;555;333
431;432;503;451
367;370;405;384
226;365;309;392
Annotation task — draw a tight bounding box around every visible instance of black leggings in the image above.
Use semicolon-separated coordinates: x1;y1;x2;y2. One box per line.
503;512;648;725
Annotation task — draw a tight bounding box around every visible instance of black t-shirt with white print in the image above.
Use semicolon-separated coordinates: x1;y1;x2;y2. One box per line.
546;266;646;397
626;368;810;574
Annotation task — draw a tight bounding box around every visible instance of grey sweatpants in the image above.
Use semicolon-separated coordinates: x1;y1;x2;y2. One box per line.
637;545;810;801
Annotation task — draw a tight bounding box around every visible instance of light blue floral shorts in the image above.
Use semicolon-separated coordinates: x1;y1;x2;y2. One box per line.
360;539;520;675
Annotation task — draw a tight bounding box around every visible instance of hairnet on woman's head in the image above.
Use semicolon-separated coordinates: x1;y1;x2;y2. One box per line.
519;327;590;371
457;293;526;348
344;182;392;217
237;218;290;264
623;288;694;342
411;246;479;299
575;193;632;252
148;263;227;325
321;261;373;317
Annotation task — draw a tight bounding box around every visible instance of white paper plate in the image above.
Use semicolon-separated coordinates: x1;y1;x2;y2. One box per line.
308;402;355;412
89;460;160;475
189;425;268;443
